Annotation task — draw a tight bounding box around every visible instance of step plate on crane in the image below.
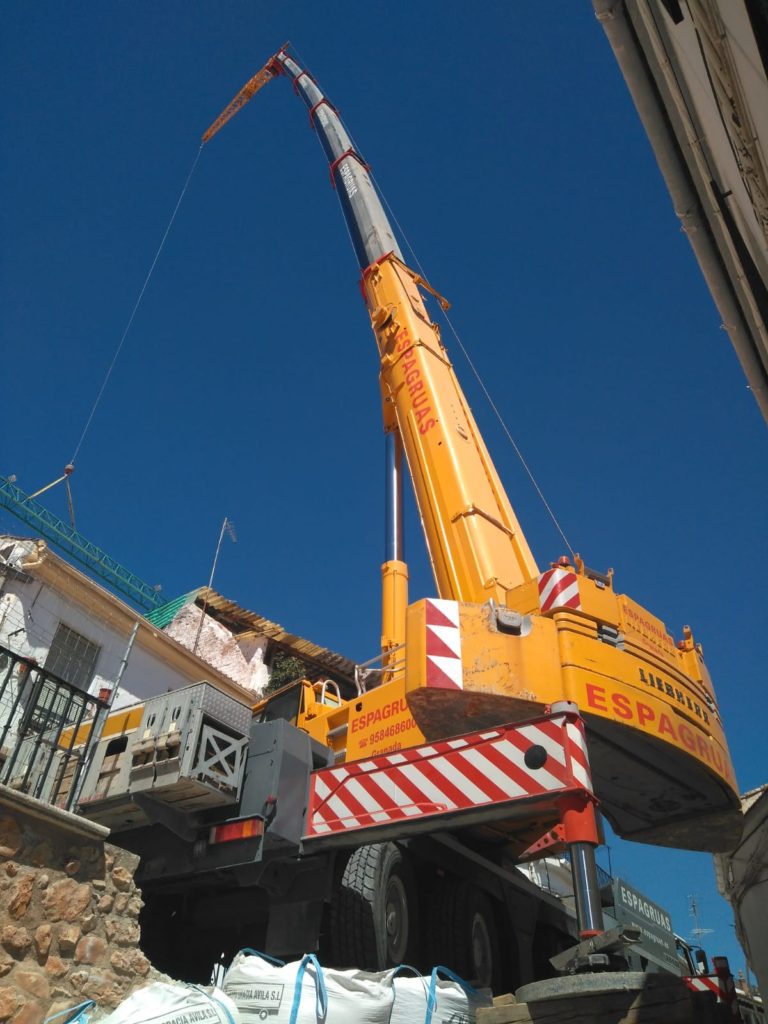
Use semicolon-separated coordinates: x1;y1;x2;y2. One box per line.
303;708;594;851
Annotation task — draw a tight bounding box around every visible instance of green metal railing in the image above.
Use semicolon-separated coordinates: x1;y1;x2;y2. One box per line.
0;474;163;612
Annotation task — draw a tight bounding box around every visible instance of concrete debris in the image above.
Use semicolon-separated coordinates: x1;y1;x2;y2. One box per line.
164;604;269;695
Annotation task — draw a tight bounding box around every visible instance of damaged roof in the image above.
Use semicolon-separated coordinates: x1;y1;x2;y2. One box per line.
147;586;358;686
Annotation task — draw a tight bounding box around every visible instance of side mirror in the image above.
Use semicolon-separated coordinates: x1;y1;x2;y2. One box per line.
695;949;710;975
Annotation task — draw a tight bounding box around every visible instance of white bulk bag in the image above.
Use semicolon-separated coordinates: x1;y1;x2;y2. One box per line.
44;1001;96;1024
223;950;292;1023
100;983;239;1024
389;965;492;1024
224;950;393;1024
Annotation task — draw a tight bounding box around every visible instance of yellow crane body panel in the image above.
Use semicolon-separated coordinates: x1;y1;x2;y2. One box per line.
400;582;738;851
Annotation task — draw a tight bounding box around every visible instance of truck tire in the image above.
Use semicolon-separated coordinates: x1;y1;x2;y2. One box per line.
329;842;418;969
426;877;503;992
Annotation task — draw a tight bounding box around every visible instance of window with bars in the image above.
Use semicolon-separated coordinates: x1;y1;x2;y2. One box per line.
44;624;101;692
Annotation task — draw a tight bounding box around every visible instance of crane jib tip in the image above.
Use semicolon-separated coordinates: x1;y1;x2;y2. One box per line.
201;49;287;145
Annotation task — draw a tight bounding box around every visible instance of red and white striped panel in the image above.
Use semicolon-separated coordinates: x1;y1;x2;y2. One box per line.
425;598;462;690
564;716;593;793
307;714;578;838
538;568;581;613
684;976;722;999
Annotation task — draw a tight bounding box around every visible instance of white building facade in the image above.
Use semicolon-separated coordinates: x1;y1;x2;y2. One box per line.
0;536;256;766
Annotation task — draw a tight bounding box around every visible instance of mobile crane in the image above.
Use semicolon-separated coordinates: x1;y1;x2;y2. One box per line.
202;47;740;852
73;47;742;991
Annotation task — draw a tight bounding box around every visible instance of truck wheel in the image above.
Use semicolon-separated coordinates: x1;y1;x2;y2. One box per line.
329;842;418;969
427;878;503;992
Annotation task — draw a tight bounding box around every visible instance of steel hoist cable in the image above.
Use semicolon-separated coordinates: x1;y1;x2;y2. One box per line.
69;144;204;465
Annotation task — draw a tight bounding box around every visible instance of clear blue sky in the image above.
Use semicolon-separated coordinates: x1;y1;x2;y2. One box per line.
2;2;765;975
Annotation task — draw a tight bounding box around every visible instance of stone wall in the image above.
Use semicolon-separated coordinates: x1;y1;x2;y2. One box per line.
0;786;154;1024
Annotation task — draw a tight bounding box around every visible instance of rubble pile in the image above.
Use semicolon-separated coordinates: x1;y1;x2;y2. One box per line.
164;605;269;695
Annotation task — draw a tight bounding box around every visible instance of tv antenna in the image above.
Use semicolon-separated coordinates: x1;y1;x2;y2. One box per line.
687;893;714;944
194;516;237;654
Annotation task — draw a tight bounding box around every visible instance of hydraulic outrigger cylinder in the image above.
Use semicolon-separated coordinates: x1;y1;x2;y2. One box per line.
550;701;604;940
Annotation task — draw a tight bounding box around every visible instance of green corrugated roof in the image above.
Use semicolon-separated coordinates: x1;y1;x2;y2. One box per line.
144;589;200;629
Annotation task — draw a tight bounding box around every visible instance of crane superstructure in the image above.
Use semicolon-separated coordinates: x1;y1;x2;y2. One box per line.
201;47;740;855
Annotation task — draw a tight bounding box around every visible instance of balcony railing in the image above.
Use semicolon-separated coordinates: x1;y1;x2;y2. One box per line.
0;643;107;811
